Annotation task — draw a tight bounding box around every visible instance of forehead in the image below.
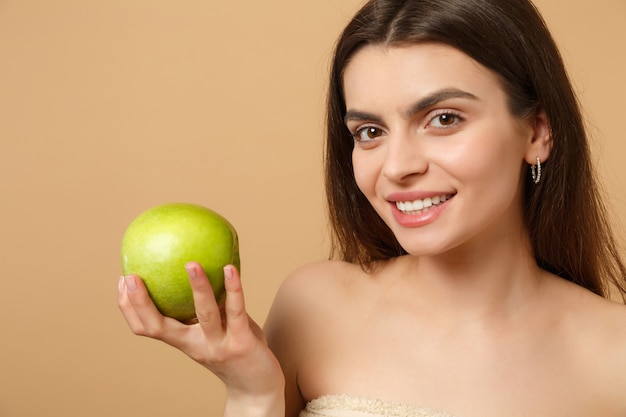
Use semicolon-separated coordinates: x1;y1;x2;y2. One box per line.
342;43;505;108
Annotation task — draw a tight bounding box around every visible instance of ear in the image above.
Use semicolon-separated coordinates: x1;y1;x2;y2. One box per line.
524;109;552;165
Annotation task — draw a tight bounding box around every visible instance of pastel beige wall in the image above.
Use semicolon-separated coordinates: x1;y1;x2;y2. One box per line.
0;1;624;416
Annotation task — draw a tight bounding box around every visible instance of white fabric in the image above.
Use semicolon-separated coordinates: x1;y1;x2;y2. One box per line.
300;394;459;417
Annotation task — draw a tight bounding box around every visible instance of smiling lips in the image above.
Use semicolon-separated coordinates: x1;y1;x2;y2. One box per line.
395;194;454;214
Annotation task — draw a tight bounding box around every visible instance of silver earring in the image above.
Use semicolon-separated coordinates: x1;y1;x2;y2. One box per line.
531;156;541;184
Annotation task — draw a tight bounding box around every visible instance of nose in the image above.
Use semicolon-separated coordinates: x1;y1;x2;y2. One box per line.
382;132;428;182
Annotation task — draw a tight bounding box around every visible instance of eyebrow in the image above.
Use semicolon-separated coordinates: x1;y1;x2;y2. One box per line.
344;88;478;124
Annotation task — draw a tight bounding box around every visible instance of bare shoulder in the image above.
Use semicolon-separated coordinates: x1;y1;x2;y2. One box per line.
558;280;626;342
263;260;365;416
552;278;626;351
266;260;361;324
276;259;359;298
548;278;626;412
582;292;626;412
264;260;367;346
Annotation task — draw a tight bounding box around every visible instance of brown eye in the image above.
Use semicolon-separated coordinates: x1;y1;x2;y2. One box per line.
429;111;462;128
438;114;456;126
354;126;383;142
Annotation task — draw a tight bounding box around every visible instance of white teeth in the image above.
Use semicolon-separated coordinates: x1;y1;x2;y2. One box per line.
395;194;452;213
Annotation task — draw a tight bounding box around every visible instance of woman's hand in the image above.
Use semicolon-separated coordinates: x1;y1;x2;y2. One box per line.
118;262;285;415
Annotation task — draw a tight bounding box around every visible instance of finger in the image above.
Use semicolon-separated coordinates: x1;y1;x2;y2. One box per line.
186;262;223;337
222;265;250;335
118;276;146;334
123;274;170;338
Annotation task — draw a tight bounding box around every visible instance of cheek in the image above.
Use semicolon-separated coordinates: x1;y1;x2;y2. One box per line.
442;131;525;186
352;152;375;195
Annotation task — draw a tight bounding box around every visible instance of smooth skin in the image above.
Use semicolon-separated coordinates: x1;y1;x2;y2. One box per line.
119;43;626;417
118;264;285;417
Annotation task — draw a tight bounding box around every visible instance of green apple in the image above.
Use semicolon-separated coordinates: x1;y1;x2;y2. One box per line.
121;203;240;322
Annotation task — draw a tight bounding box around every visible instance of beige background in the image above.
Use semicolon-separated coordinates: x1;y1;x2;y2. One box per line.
0;1;624;416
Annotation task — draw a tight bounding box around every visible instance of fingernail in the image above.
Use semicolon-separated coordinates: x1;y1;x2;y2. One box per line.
224;265;233;281
125;276;137;292
118;276;125;292
185;263;197;280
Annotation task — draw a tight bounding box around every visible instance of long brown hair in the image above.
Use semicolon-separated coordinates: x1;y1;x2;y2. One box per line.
325;0;626;299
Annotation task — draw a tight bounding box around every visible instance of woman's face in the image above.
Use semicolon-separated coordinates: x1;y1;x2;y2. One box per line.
343;43;543;256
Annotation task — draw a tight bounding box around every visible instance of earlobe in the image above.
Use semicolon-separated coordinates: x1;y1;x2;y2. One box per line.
524;109;552;165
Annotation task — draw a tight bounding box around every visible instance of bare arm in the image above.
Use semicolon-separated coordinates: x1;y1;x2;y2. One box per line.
265;265;330;417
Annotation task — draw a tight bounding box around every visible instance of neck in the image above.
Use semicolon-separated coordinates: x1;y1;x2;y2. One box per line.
393;232;544;323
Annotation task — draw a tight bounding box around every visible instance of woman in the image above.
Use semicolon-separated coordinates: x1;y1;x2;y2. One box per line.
118;0;626;416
